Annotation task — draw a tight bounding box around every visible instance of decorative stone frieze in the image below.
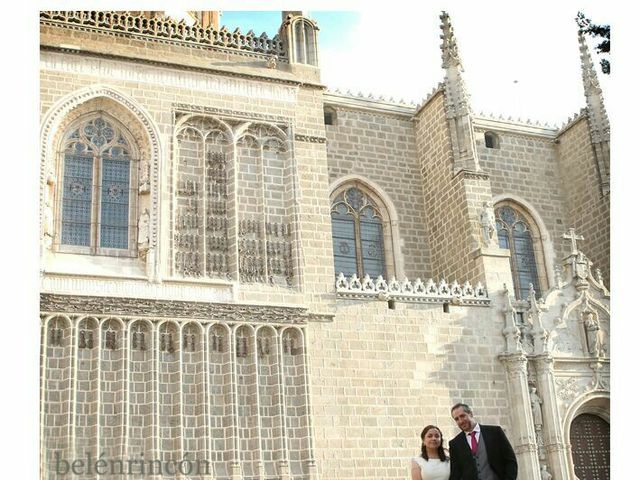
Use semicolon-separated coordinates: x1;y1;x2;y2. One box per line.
515;444;539;455
40;293;310;324
335;273;490;306
174;103;292;125
294;134;327;143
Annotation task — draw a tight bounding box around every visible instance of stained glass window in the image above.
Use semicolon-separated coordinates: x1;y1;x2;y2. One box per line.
496;205;541;299
330;186;385;279
60;117;134;253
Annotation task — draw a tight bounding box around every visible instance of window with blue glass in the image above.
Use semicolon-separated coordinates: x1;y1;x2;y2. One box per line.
330;186;385;279
495;205;542;299
60;116;134;253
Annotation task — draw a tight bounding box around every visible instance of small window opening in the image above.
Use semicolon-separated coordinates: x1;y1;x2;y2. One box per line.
484;131;499;149
387;299;396;310
443;303;450;313
324;107;336;126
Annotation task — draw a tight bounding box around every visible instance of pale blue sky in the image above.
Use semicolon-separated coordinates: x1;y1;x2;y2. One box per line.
169;7;612;127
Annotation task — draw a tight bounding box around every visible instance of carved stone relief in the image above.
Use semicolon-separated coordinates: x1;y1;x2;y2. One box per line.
548;317;581;356
266;222;294;286
239;218;265;283
205;151;230;278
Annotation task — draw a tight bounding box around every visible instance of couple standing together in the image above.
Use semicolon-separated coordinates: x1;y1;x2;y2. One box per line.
411;403;518;480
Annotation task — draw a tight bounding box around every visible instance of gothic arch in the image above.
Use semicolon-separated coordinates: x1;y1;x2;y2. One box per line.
329;175;402;279
290;17;319;65
492;194;554;294
40;85;163;264
563;392;610;479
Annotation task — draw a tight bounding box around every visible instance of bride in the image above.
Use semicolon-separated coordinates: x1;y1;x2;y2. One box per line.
410;425;450;480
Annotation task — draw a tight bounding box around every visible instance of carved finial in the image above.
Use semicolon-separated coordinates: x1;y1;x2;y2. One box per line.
562;228;585;255
502;285;523;353
579;30;610;144
440;11;462;69
528;284;549;354
528;284;539;311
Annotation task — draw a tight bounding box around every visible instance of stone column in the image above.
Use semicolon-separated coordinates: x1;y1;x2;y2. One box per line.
531;355;573;480
498;353;541;480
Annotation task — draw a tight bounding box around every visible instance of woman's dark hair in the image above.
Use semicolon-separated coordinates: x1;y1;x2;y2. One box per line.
420;425;448;462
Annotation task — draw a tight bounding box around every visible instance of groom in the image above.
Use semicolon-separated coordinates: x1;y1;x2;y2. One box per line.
449;403;518;480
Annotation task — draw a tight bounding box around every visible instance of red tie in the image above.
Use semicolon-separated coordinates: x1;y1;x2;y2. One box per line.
470;431;478;455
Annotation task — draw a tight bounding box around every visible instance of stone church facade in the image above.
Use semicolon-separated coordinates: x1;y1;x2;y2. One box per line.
39;11;610;480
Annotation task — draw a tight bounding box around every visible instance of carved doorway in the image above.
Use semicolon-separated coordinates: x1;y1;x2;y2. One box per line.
570;413;610;480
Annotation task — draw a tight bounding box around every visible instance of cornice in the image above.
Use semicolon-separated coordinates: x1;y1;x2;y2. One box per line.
473;116;558;138
323;91;416;117
40;45;311;90
40;293;313;325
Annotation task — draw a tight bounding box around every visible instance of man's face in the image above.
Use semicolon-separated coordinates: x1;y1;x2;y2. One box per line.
452;406;476;432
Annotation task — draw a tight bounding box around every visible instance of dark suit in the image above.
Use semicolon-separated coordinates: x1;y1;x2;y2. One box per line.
449;424;518;480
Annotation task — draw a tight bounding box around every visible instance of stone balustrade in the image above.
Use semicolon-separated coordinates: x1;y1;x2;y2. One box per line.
40;11;286;58
335;272;490;306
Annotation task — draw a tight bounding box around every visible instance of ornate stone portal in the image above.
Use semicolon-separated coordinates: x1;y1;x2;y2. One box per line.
500;231;610;480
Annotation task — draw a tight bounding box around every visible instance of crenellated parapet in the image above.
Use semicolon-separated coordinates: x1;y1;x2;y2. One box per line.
335;273;490;306
40;11;286;59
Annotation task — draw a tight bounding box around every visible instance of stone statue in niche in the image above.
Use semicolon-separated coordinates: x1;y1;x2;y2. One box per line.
139;158;150;193
137;208;150;252
584;311;605;357
529;385;543;428
480;201;498;247
540;464;552;480
43;169;56;248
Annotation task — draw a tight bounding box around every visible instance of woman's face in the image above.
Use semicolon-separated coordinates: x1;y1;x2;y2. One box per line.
423;428;442;449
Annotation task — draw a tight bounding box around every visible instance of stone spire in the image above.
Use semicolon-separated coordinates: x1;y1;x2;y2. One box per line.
439;11;479;173
579;31;610;193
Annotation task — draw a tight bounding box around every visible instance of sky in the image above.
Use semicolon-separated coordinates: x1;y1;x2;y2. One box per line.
166;3;612;126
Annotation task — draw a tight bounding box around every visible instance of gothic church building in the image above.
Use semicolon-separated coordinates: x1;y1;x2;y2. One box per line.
39;11;610;480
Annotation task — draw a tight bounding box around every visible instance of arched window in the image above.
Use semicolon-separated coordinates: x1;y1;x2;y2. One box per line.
484;131;499;149
58;115;137;255
495;204;543;299
330;185;388;279
292;18;318;66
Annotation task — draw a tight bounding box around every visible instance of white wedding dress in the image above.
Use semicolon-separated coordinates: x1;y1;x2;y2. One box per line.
412;456;450;480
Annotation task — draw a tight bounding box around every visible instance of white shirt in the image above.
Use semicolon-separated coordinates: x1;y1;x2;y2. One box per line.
465;423;481;449
411;457;450;480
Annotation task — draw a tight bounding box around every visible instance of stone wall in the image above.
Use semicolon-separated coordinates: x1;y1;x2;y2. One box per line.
307;299;513;479
475;125;570;279
414;93;486;284
324;105;429;280
556;117;610;285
